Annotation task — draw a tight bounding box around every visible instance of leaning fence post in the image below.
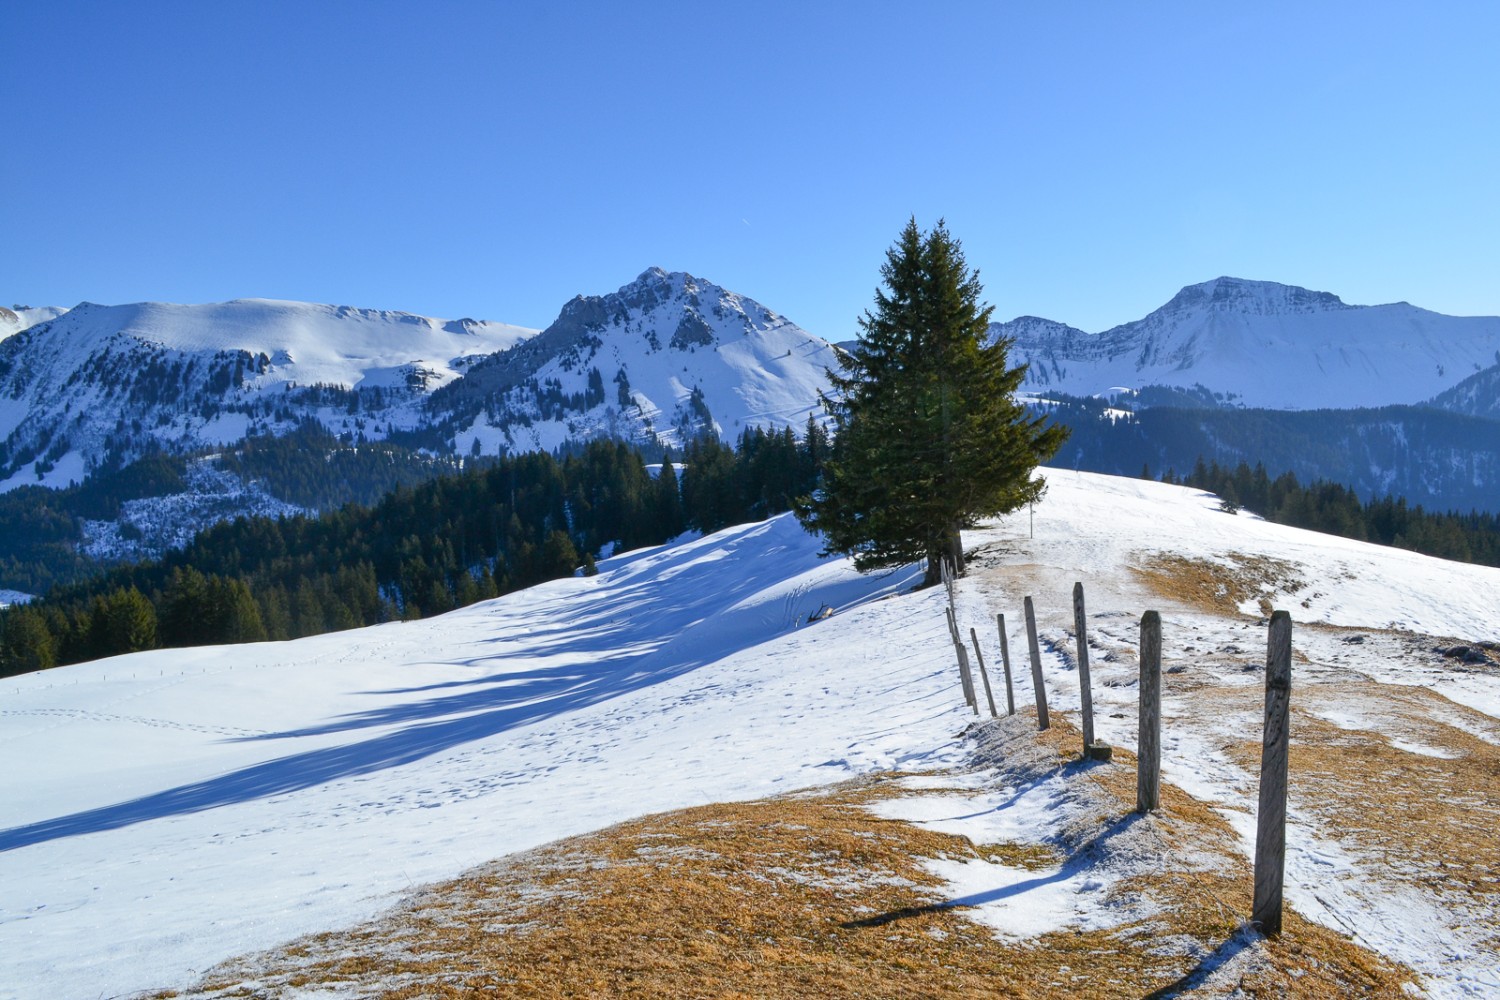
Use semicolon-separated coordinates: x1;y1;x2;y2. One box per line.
946;608;976;709
1137;610;1162;813
1073;582;1097;756
969;628;999;718
996;614;1016;716
1023;596;1050;731
1253;610;1293;936
955;640;979;716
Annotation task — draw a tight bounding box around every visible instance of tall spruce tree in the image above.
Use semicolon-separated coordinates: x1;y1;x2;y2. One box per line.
800;218;1067;586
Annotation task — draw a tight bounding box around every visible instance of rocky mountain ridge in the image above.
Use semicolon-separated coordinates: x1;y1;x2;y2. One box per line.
0;273;838;492
998;276;1500;409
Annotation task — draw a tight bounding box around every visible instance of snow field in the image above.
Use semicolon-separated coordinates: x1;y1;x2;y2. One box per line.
2;469;1498;997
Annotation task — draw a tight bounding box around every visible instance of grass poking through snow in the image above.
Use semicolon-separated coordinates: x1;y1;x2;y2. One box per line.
153;716;1413;999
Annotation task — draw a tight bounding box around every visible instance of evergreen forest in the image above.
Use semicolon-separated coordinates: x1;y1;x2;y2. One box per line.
1169;459;1500;566
7;416;1500;678
1;425;827;676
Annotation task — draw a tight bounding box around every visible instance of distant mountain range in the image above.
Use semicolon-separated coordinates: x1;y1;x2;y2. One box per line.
3;273;1499;593
996;276;1500;411
995;278;1500;509
0;270;837;493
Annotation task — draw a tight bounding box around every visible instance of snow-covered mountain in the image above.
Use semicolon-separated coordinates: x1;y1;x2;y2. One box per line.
999;277;1500;409
0;299;537;490
1427;361;1500;420
0;271;838;493
426;267;839;454
0;304;68;343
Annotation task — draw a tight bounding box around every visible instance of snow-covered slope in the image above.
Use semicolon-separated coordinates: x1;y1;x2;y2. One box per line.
0;272;835;492
998;277;1500;409
0;305;68;343
1427;361;1500;420
429;267;839;454
0;516;937;996
3;471;1499;998
0;299;536;490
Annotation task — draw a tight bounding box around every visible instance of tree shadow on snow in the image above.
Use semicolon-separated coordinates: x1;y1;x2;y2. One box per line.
0;517;919;853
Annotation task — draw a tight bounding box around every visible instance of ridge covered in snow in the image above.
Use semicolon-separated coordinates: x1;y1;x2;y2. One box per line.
998;277;1500;409
0;298;537;491
429;267;840;454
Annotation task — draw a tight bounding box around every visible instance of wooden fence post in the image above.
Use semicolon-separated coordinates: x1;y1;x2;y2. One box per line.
996;613;1016;715
1023;596;1050;731
1137;610;1162;813
1073;582;1097;756
1253;610;1293;936
946;608;976;709
957;642;979;715
969;627;999;718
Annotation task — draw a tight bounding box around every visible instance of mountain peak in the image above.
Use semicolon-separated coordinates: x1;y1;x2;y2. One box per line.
1160;277;1350;316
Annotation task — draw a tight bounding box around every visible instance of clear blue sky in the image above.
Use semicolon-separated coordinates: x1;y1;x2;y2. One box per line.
5;1;1498;338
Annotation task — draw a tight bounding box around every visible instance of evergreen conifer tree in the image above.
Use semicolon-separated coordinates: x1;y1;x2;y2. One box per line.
799;218;1067;585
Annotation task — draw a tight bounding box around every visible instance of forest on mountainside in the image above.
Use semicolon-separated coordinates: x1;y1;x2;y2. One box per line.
0;425;828;675
0;425;469;595
1049;396;1500;513
1170;459;1500;565
9;415;1500;677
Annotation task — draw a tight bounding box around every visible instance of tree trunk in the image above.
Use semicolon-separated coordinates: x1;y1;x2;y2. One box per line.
946;524;964;577
923;525;964;588
923;555;943;588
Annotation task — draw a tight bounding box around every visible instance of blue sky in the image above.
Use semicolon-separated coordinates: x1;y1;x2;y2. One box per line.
5;1;1498;339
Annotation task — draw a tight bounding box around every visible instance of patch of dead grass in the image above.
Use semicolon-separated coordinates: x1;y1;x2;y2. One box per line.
1223;682;1500;904
1134;551;1305;617
151;715;1413;999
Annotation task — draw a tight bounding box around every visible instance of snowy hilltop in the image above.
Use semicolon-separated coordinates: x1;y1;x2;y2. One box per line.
425;267;840;454
0;298;536;491
998;276;1500;409
0;271;838;493
3;470;1497;998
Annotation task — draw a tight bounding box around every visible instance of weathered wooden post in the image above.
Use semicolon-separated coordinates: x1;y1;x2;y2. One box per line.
1137;610;1162;813
996;613;1016;715
946;608;976;709
1023;596;1050;731
1072;582;1098;757
1253;610;1293;936
956;641;979;715
969;627;999;718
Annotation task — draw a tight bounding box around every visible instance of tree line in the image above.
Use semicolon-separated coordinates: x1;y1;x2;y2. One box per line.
0;424;476;596
0;426;828;676
1168;458;1500;566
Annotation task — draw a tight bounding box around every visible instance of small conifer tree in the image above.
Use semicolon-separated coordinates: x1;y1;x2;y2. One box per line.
799;218;1067;586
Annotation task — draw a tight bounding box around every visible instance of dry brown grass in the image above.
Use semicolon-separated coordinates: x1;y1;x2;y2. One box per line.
151;716;1413;1000
1133;552;1305;617
1221;681;1500;905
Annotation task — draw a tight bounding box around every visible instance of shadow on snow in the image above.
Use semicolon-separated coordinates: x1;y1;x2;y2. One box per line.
1;516;918;853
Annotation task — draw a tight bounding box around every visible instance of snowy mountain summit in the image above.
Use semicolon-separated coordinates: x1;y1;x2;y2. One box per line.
0;297;537;490
999;277;1500;409
0;270;838;492
428;267;839;454
0;304;68;343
